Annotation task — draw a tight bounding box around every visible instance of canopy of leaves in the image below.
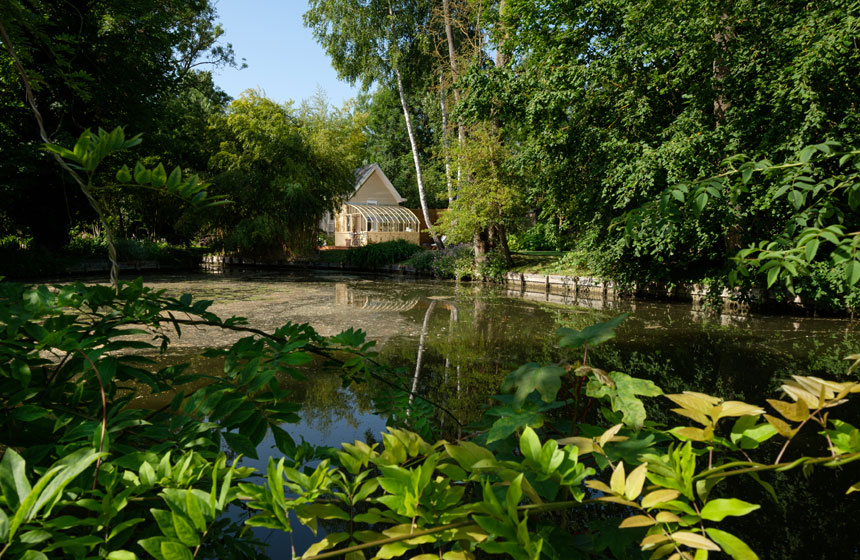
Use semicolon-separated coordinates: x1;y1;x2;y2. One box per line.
206;91;361;256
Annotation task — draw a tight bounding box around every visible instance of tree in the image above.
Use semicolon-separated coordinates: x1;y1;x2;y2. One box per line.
305;0;446;248
0;0;239;246
358;87;447;210
461;0;860;283
437;122;524;265
206;91;358;257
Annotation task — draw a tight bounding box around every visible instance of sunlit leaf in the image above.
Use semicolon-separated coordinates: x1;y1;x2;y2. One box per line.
619;515;655;528
705;528;759;560
700;499;760;522
671;532;720;551
625;463;648;500
641;489;681;509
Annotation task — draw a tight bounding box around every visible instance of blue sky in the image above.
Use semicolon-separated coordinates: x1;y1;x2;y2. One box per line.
212;1;360;107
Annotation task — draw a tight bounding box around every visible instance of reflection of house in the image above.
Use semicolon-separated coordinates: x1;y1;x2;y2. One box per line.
335;283;419;311
323;164;420;247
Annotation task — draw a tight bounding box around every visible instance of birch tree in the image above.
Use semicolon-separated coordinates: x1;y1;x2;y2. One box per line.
305;0;445;248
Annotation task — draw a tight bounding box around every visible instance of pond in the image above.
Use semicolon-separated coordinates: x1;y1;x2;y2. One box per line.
138;268;860;559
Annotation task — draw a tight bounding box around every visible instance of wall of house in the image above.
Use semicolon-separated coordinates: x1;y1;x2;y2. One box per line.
366;232;419;245
335;231;419;247
350;171;400;205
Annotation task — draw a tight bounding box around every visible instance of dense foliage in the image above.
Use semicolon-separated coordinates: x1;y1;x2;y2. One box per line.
1;284;857;559
206;91;362;256
300;0;860;308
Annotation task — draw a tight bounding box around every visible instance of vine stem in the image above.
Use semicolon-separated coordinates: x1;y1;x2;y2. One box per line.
0;15;120;291
696;451;860;481
77;350;108;489
163;317;464;427
306;500;600;560
774;409;820;464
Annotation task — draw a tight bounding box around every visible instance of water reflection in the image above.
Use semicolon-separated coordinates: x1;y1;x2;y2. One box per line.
136;270;860;559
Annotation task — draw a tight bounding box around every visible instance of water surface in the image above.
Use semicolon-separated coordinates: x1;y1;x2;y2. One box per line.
140;269;860;559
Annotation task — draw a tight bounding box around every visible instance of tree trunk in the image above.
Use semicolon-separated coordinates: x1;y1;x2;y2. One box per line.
496;224;514;267
440;75;454;206
473;229;490;267
713;9;742;254
394;64;445;249
443;0;464;184
712;10;732;124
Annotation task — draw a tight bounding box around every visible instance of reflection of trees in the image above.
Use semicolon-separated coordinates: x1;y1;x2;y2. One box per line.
377;289;606;436
409;300;436;409
277;371;375;438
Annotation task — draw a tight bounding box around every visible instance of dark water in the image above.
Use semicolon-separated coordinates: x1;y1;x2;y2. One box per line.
142;269;860;559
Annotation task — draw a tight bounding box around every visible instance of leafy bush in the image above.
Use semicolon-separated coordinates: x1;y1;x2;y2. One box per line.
2;293;857;560
478;248;508;280
406;244;476;280
342;239;426;269
508;221;564;252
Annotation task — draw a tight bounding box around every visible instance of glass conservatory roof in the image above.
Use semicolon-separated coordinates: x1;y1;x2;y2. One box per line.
344;203;420;226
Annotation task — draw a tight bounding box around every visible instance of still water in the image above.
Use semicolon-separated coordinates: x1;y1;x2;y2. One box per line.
141;269;860;559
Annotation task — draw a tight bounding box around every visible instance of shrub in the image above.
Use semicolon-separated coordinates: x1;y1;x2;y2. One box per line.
406;244;475;280
342;239;426;269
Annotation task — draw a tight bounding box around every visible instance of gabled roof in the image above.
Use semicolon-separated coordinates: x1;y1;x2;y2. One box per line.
352;163;406;204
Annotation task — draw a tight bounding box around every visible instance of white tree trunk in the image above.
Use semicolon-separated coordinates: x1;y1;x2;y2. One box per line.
394;64;444;248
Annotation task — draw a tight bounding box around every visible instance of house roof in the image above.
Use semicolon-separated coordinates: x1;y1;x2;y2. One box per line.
344;203;419;226
352;163;406;204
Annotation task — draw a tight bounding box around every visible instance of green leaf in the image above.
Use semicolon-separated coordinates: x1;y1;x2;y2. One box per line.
133;162;150;184
116;165;133;183
700;498;760;522
303;532;351;558
587;372;663;430
0;509;8;541
160;540;193;560
695;193;708;213
501;363;567;406
166;167;182;190
185;490;206;532
519;428;541;463
798;146;816;163
106;551;138;560
222;432;259;460
846;260;860;286
151;163;167;187
0;448;30;510
556;313;628;349
804;238;819;262
705;528;759;560
487;410;544;443
138;537;168;560
20;529;52;543
171;512;199;547
766;266;780;287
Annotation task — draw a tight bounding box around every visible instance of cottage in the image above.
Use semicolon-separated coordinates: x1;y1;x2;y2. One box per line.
324;164;420;247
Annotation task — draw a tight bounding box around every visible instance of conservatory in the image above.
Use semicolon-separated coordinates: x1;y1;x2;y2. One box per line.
334;202;420;247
